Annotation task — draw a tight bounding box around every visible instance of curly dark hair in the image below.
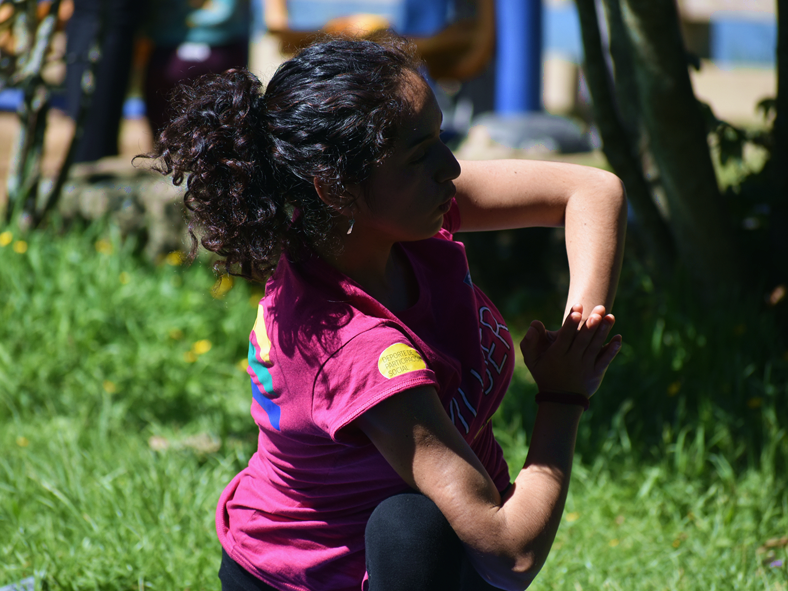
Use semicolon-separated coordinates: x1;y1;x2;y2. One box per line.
140;35;422;280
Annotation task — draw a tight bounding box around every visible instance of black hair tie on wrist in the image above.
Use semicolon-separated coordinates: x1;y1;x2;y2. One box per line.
535;392;590;411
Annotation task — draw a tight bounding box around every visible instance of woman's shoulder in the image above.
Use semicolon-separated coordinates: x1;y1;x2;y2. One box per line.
260;256;416;361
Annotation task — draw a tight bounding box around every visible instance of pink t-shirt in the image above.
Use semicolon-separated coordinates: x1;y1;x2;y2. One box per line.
216;203;515;591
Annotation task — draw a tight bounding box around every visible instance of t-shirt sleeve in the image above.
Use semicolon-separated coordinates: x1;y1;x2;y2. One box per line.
312;326;439;445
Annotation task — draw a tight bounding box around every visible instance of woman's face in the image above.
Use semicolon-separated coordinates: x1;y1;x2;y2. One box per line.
351;75;462;244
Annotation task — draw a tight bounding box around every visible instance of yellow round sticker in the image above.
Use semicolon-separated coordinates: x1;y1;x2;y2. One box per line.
378;343;427;379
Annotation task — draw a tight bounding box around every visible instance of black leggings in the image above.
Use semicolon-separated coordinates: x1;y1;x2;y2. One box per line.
218;493;499;591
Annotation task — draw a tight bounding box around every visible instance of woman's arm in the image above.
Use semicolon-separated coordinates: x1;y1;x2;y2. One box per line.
355;305;620;590
453;159;627;318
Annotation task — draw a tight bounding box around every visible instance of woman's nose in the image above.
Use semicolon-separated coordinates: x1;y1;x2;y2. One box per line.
436;142;461;183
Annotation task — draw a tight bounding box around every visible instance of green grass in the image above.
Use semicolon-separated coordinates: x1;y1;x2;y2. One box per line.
1;221;786;590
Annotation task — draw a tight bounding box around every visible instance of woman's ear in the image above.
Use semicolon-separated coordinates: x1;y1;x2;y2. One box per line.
313;177;333;208
313;178;358;216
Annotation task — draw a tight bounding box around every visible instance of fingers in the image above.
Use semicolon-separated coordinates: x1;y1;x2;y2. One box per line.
589;304;606;317
594;334;623;373
571;305;607;353
586;313;615;356
554;304;583;353
523;320;546;343
520;320;546;362
574;305;607;330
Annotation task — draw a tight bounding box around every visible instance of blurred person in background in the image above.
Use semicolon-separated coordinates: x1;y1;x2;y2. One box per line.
65;0;148;162
143;0;250;136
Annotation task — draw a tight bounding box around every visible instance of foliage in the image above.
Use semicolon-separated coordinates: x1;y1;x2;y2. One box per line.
1;220;786;589
0;0;98;226
576;0;788;295
0;221;259;589
491;252;788;476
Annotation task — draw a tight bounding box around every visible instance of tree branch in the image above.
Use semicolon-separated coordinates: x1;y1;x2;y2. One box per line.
576;0;676;278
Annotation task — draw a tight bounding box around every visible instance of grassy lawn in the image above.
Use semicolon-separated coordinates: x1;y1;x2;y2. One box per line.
1;222;786;590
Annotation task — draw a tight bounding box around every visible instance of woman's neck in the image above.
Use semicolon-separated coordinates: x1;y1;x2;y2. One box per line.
317;234;416;312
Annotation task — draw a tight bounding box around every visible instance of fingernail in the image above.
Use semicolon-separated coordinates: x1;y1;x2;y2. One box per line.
613;341;621;352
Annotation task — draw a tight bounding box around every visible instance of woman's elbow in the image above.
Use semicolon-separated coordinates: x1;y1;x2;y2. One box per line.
469;550;544;591
567;169;627;222
604;172;628;222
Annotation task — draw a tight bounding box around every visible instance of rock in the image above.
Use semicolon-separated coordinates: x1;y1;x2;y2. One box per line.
58;158;188;259
469;112;593;154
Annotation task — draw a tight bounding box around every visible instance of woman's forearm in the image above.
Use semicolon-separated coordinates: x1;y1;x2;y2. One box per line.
563;173;627;319
509;402;582;568
453;159;627;319
467;403;582;590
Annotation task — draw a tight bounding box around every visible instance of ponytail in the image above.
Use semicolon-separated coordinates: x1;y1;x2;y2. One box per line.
144;69;285;280
140;35;422;281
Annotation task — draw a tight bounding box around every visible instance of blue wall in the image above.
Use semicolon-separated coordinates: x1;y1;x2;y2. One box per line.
711;17;777;66
544;4;776;66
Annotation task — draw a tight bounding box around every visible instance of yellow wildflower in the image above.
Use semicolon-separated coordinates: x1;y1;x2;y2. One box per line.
166;251;185;266
192;339;212;355
0;231;12;246
13;240;27;254
95;239;112;254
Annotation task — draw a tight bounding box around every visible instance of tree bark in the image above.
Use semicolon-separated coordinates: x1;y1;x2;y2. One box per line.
771;0;788;276
617;0;743;289
602;0;640;140
576;0;676;278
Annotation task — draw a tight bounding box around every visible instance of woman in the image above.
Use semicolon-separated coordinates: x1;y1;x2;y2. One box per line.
147;36;626;591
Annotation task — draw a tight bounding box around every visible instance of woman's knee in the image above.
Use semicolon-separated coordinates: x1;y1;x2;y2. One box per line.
365;493;464;591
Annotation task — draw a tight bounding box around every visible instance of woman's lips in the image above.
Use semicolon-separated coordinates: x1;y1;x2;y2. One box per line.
438;185;456;212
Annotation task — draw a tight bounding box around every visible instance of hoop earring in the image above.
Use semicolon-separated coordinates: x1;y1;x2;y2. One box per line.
346;218;355;235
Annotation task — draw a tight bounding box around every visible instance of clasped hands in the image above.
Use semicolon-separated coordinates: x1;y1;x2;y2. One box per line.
520;304;622;399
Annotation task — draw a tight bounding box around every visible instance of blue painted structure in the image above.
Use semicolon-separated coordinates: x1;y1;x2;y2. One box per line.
495;0;543;113
543;3;776;67
0;2;778;112
712;17;777;66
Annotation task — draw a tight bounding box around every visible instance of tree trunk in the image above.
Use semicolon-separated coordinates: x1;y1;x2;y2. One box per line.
618;0;744;289
4;0;63;225
603;0;640;140
576;0;676;278
771;0;788;276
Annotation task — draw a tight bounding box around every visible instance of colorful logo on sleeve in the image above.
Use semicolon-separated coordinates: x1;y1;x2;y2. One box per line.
248;305;281;431
378;343;427;379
